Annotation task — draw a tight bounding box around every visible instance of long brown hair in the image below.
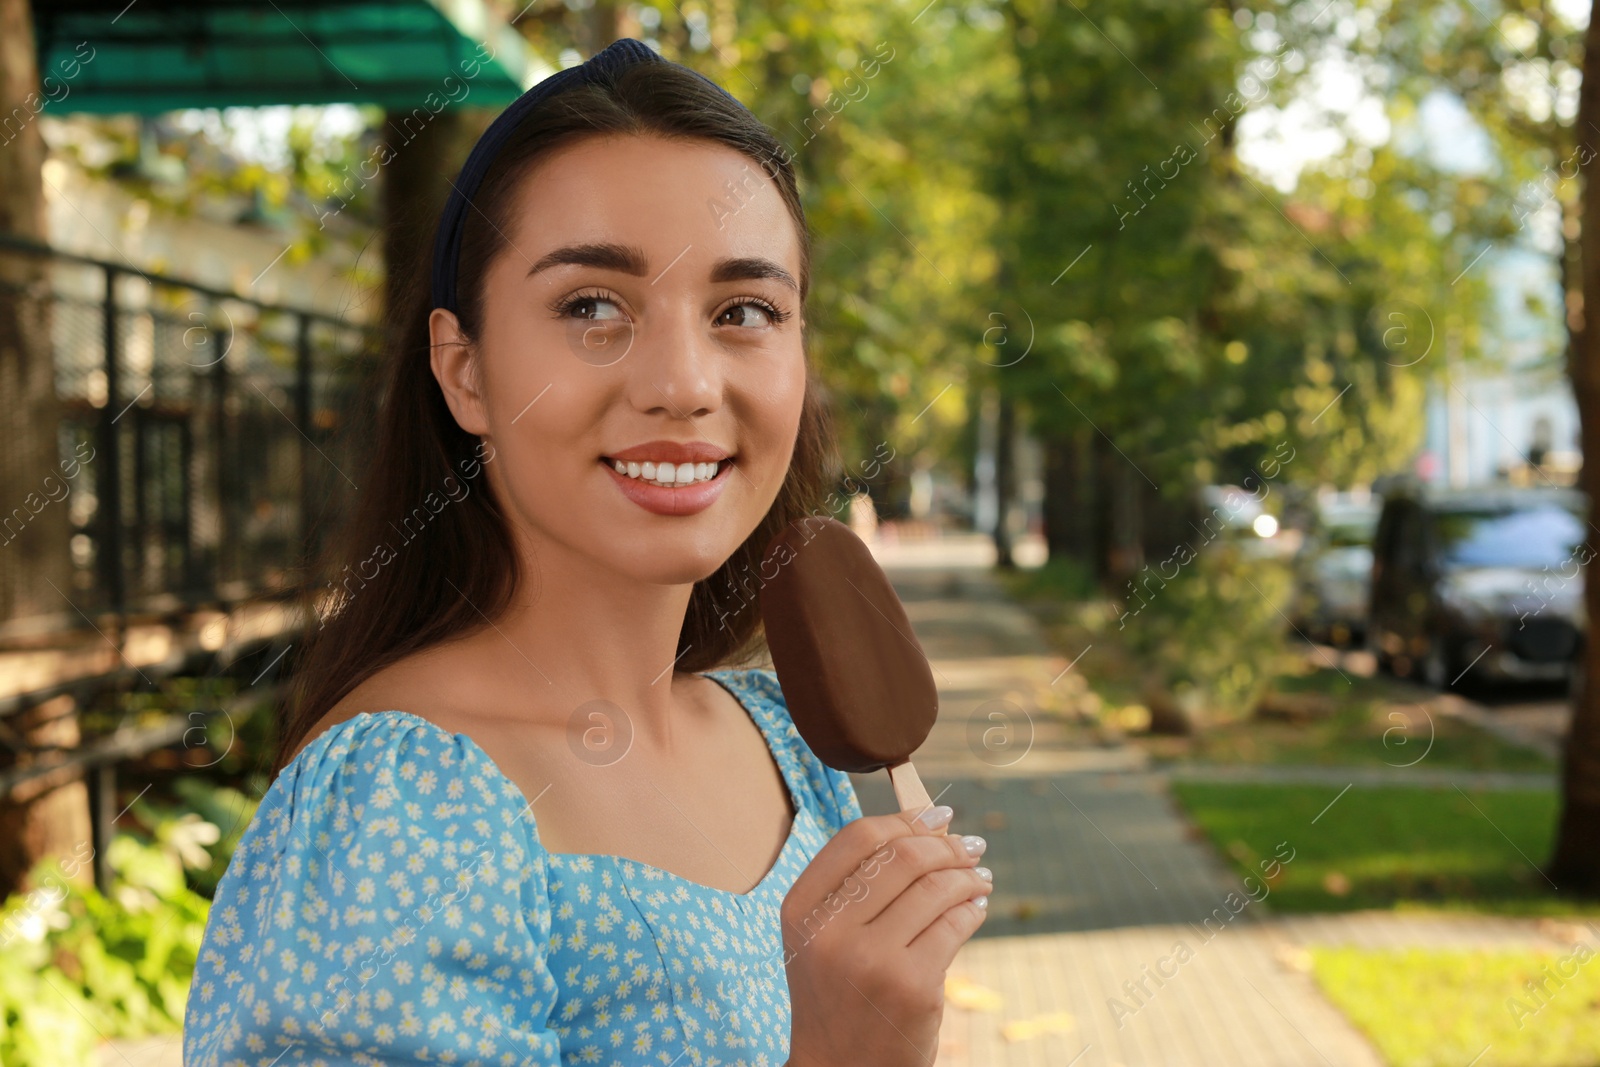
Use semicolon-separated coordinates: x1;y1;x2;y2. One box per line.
275;58;838;774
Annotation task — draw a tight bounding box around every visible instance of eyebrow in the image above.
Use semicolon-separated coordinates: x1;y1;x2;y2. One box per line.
525;242;799;292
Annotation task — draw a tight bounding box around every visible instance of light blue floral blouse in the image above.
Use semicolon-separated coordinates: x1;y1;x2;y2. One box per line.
183;668;863;1067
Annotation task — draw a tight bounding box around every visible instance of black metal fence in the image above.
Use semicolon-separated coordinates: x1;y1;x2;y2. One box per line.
1;233;378;620
0;235;380;892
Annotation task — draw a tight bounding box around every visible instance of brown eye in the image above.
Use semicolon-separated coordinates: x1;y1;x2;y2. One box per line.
569;296;624;320
550;289;627;321
717;301;778;328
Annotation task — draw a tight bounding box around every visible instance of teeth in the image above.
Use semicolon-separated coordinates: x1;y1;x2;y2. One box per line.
607;457;727;487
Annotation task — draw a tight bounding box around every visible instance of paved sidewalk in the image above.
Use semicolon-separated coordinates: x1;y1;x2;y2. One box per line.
1161;763;1555;790
853;534;1393;1067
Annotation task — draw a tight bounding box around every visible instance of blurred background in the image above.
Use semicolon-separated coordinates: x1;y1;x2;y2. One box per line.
2;0;1600;1064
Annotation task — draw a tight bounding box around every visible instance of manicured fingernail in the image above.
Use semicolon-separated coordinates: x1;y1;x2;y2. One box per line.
974;866;993;883
973;895;989;911
916;805;954;830
961;835;987;857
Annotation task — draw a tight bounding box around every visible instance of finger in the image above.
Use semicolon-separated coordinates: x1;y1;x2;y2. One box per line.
870;863;992;948
843;831;980;925
781;845;897;951
906;896;989;973
897;799;955;838
786;807;950;913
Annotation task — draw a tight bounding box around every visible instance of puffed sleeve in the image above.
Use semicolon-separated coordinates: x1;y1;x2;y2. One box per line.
183;712;564;1067
746;668;864;835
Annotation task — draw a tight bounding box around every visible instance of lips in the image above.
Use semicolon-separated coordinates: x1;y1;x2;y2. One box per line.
599;439;736;517
601;458;733;516
605;441;731;464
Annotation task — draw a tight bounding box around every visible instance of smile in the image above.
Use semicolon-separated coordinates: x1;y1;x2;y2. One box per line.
605;457;727;488
598;444;737;517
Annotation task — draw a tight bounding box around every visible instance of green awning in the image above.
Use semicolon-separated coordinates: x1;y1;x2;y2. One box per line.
33;0;545;113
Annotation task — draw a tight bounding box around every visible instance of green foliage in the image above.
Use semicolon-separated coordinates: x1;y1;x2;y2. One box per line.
1118;543;1297;725
988;0;1250;491
0;833;211;1065
698;2;1009;485
1003;552;1102;603
965;0;1553;516
1004;538;1297;727
1007;556;1559;766
1247;0;1586;480
137;776;261;899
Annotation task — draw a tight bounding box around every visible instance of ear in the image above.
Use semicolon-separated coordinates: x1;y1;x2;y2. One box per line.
429;308;490;436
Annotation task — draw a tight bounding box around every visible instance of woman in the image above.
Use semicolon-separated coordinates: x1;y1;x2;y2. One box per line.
183;38;991;1067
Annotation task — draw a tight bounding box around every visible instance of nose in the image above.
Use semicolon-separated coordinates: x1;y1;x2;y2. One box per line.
629;312;723;419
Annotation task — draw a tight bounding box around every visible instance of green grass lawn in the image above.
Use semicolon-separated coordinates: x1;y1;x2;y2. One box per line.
1171;782;1600;917
1310;946;1600;1067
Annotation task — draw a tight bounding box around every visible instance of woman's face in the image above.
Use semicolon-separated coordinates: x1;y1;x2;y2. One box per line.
430;133;808;588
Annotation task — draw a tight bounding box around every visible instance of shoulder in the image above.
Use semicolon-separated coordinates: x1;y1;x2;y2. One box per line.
286;644;467;765
261;659;545;915
186;709;561;1065
281;708;523;818
254;710;539;903
704;666;863;833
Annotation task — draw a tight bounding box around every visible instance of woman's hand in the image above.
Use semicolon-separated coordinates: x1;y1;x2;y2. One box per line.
781;806;991;1067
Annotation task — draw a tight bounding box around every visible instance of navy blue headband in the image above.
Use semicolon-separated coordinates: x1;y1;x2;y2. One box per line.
431;37;742;315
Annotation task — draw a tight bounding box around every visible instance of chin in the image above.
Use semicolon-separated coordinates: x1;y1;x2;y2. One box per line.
618;551;739;588
583;518;750;583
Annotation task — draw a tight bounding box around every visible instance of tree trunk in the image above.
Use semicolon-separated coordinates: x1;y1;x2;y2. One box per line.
380;106;465;346
1042;427;1089;562
0;698;91;897
1089;432;1113;584
578;2;620;54
0;0;91;899
0;0;68;623
1549;0;1600;895
993;390;1016;568
1107;446;1143;584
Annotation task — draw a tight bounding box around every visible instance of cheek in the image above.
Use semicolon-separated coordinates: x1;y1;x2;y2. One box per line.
747;356;808;468
475;335;613;503
484;338;557;419
480;314;608;437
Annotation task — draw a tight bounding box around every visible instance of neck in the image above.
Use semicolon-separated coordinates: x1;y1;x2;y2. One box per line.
480;522;706;747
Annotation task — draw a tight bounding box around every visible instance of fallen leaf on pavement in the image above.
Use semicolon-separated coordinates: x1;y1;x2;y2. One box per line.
1273;943;1314;973
1001;1011;1075;1042
945;974;1004;1013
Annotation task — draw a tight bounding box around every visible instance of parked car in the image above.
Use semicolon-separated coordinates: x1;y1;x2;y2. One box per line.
1292;492;1381;647
1367;482;1588;688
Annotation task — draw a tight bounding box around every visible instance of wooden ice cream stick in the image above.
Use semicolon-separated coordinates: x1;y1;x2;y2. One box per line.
887;760;934;819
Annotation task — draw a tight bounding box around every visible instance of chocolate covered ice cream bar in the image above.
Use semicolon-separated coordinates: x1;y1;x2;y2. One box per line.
757;516;939;815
